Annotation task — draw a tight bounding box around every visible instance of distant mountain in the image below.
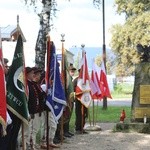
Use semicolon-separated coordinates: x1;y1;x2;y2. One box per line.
69;47;114;70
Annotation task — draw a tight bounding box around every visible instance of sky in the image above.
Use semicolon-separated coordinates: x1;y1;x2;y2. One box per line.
0;0;125;66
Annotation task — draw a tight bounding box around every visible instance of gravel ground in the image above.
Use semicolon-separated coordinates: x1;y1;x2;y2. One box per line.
57;123;150;150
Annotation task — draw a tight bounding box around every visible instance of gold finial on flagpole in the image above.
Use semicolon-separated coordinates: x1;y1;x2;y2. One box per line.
61;33;65;77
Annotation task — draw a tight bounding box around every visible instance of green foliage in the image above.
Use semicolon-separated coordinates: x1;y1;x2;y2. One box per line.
114;84;123;93
114;83;133;94
112;83;133;98
95;55;115;75
115;0;150;18
110;1;150;76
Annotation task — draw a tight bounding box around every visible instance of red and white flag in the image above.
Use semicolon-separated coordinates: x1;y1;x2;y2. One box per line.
99;61;112;99
90;59;102;100
75;51;92;107
0;29;7;132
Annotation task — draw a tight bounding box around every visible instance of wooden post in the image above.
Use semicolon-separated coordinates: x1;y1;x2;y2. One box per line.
46;35;51;150
21;123;25;150
92;100;95;126
60;33;65;143
81;44;85;133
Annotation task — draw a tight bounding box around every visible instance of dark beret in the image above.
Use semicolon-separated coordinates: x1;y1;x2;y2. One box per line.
25;67;34;74
4;58;9;64
32;67;43;74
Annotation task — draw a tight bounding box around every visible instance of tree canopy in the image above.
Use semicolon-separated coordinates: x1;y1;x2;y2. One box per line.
110;0;150;76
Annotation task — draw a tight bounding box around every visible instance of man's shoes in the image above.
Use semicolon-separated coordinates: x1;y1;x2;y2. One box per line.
49;143;60;148
40;144;47;149
83;130;88;134
75;130;88;134
68;131;74;136
53;137;61;144
40;143;54;149
75;130;82;134
64;132;72;138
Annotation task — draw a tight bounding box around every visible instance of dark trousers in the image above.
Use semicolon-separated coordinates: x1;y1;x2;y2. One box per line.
8;115;21;150
0;113;21;150
54;120;61;139
75;99;87;131
0;124;12;150
63;102;74;133
7;112;21;150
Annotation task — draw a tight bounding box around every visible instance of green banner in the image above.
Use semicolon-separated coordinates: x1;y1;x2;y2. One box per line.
64;52;74;100
6;35;29;125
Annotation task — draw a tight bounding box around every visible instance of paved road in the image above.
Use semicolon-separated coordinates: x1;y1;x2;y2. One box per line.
92;99;132;107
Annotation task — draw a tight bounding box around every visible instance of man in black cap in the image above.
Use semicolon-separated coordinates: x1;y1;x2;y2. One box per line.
18;67;34;149
29;67;47;149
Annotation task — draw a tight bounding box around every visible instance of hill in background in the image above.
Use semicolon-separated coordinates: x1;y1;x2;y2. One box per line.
69;47;114;70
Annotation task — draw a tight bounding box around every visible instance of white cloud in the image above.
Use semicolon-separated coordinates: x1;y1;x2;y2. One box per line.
51;0;125;48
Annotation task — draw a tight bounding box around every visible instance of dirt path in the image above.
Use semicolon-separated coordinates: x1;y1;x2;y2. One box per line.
58;123;150;150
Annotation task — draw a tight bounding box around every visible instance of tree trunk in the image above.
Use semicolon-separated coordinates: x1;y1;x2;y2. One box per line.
35;0;52;69
102;97;107;110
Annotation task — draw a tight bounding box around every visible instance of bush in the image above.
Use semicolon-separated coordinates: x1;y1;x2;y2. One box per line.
112;83;133;98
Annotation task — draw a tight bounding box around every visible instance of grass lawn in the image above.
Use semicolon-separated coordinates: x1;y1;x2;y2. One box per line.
69;106;131;131
111;83;133;99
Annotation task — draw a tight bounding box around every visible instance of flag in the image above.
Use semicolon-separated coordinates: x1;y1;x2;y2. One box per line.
46;42;66;122
6;35;29;125
0;29;7;133
99;61;112;99
64;52;74;102
90;59;102;100
75;51;92;107
63;51;75;120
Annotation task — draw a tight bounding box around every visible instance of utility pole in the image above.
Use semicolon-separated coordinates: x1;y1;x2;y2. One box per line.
102;0;107;109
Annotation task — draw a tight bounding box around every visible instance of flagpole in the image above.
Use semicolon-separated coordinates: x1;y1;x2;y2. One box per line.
60;33;65;143
17;15;20;39
93;100;95;126
17;15;25;150
81;44;85;133
102;0;107;109
17;16;25;150
46;35;51;150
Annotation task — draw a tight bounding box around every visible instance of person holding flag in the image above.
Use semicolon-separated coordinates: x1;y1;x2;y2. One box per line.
0;57;12;150
6;35;29;150
74;50;92;134
63;64;76;138
26;66;46;149
0;29;12;149
45;40;66;147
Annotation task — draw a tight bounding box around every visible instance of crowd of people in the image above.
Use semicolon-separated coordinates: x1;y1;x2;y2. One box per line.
0;58;89;150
